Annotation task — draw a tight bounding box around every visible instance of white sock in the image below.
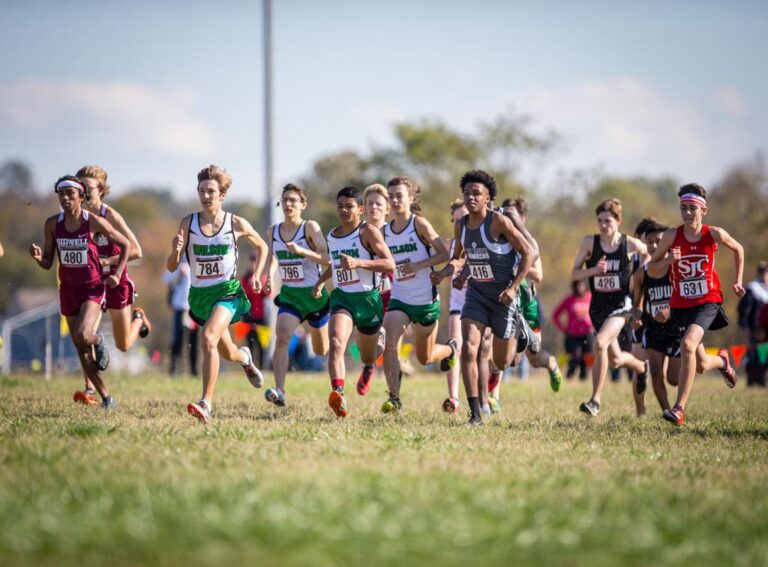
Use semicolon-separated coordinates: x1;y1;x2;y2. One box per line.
200;399;212;412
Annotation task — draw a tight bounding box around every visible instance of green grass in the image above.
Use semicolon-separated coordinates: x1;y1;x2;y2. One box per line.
1;370;767;567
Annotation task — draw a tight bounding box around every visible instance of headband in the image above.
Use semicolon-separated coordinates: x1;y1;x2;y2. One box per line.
55;179;84;192
679;193;706;207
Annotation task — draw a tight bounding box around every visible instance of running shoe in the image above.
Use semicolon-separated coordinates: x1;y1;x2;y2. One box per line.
468;409;483;426
488;370;501;392
439;339;458;371
662;405;685;426
187;401;211;424
488;396;502;414
442;397;459;413
240;346;264;388
356;364;375;396
548;358;563;392
579;399;600;416
73;389;99;406
376;328;386;359
381;395;402;414
717;349;737;389
132;307;152;339
94;334;110;371
101;396;117;410
635;360;649;395
265;388;286;407
328;387;348;418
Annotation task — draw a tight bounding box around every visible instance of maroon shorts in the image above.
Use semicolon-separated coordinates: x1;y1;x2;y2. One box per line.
59;283;106;317
103;276;136;311
381;290;392;313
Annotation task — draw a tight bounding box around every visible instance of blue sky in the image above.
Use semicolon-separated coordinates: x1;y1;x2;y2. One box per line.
1;0;766;202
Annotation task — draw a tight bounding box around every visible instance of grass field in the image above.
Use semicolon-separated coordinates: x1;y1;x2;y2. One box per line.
1;369;767;567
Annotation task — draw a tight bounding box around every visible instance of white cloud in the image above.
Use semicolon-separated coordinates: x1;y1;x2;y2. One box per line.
713;86;748;117
0;79;214;158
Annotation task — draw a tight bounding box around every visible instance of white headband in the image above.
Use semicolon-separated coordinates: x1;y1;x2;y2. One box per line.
56;179;84;192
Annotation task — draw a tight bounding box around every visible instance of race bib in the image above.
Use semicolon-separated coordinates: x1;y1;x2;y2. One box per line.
469;263;494;282
680;278;708;298
196;259;223;279
650;302;669;318
395;260;415;281
279;263;305;283
333;264;360;287
60;248;88;267
593;274;620;292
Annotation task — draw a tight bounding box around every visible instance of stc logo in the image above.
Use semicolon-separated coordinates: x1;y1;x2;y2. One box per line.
678;255;708;278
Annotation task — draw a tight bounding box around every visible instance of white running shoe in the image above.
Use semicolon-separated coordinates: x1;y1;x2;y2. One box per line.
240;346;264;388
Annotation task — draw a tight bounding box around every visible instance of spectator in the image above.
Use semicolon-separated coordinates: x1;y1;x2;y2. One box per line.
738;261;768;386
163;258;198;377
552;280;593;380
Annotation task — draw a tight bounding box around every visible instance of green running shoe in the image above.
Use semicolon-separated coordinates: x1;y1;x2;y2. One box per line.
381;395;402;414
549;357;563;392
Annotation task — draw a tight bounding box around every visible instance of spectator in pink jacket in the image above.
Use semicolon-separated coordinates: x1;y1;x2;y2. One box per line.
552;280;594;380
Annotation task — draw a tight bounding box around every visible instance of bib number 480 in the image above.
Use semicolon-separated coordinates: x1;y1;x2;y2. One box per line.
61;250;87;267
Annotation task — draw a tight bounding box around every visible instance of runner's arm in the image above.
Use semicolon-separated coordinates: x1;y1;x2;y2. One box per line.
90;214;130;282
631;267;645;323
410;216;449;271
263;225;275;294
233;215;268;281
711;226;745;296
627;235;649;267
351;224;395;272
106;208;142;261
167;216;190;272
647;229;677;271
295;220;331;266
29;216;57;270
496;214;534;294
571;236;597;282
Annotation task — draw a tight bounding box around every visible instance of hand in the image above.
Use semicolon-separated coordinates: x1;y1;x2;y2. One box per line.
452;270;469;290
285;242;304;256
340;253;358;270
631;317;643;331
498;286;517;306
733;282;745;297
430;269;447;285
105;275;120;289
654;306;671;324
312;282;323;298
251;276;262;294
401;261;416;276
595;255;608;274
29;243;42;261
264;276;272;295
670;247;682;263
172;228;185;253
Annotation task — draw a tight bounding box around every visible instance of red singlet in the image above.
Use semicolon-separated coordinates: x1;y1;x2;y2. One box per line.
55;210;102;287
669;224;723;308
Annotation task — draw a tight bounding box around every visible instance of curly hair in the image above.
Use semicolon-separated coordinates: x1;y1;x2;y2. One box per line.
459;170;497;200
595;198;622;221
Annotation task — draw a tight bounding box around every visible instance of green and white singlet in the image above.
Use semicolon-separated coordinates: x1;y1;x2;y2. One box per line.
383;216;437;305
326;222;379;293
272;221;321;288
185;212;250;323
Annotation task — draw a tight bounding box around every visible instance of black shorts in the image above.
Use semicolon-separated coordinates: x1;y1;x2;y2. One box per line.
461;285;519;340
671;303;729;333
589;296;632;333
642;322;682;357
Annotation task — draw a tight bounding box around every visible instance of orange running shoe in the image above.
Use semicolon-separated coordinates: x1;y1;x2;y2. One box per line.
328;388;348;418
356;364;375;396
717;349;737;389
73;390;99;406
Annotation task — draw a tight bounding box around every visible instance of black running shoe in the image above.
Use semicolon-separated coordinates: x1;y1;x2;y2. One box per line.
468;409;483;426
94;334;110;371
439;339;458;371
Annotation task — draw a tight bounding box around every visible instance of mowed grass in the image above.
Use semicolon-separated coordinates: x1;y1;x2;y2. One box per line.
1;369;767;567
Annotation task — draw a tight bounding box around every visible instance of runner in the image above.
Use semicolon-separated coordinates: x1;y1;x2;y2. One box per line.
263;183;330;407
167;165;268;424
431;170;535;425
632;221;681;415
648;183;745;426
571;198;650;416
71;165;151;405
443;199;468;413
355;184;391;395
29;176;130;408
312;186;395;418
380;176;453;413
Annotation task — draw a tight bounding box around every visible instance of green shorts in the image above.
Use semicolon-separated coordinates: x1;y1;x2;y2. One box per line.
188;279;251;326
517;282;541;330
275;285;330;327
330;288;383;334
387;298;441;326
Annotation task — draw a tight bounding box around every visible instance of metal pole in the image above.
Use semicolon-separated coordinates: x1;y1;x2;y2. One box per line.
45;313;52;382
263;0;275;225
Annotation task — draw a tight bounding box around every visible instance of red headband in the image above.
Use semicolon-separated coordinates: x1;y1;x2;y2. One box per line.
679;193;706;207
